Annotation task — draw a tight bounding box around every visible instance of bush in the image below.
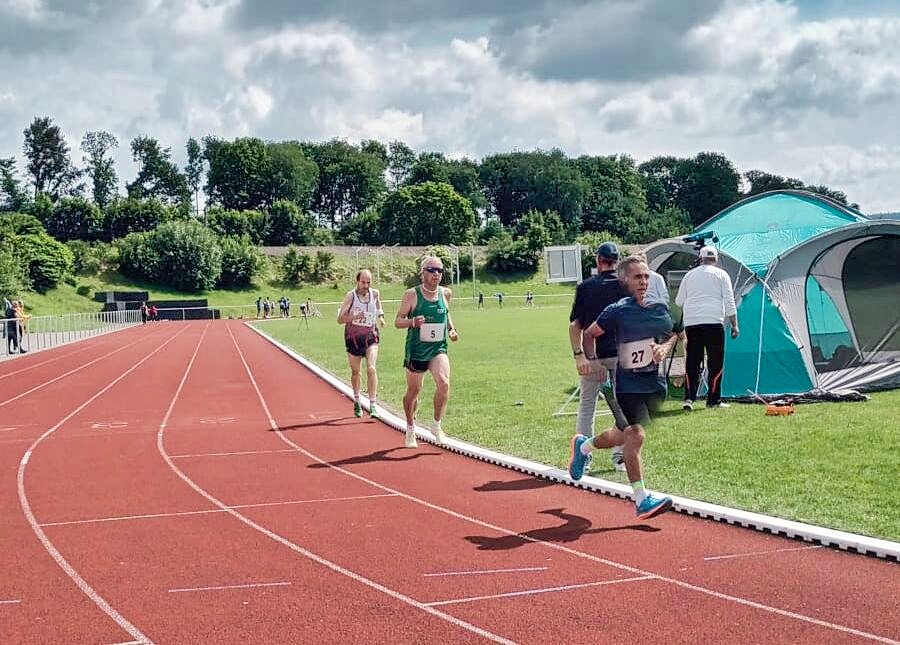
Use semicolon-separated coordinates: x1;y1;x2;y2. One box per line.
207;207;267;244
310;228;336;245
151;220;222;291
475;217;505;245
280;246;313;284
0;212;45;236
76;284;91;297
484;231;540;274
312;250;336;282
265;200;316;246
218;235;263;287
0;243;31;296
577;231;622;278
117;231;159;282
338;209;381;245
15;232;75;292
67;240;119;275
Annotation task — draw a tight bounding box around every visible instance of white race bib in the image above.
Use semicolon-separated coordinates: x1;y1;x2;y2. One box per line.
350;309;375;327
618;338;654;369
419;322;445;343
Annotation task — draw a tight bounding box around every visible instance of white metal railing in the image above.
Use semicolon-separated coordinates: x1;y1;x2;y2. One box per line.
2;309;142;357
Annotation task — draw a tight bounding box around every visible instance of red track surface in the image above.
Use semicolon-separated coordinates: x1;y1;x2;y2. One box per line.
1;321;897;644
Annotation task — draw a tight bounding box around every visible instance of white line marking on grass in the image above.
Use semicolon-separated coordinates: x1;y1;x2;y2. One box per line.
170;448;296;459
704;545;825;561
168;581;291;593
425;576;654;607
243;327;900;645
18;326;192;645
152;324;519;645
40;493;400;527
424;567;549;577
0;331;157;409
0;598;22;604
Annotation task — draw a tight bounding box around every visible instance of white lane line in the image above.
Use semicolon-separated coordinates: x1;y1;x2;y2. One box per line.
40;494;400;527
168;581;291;594
1;330;157;408
426;576;655;607
0;598;22;605
18;326;191;645
704;545;825;561
424;567;549;577
170;448;297;459
154;323;517;645
241;328;900;645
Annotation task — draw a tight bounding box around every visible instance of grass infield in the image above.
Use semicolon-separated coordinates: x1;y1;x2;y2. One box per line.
257;299;900;542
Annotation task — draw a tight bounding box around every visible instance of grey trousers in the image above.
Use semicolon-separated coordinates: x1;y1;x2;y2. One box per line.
576;357;628;439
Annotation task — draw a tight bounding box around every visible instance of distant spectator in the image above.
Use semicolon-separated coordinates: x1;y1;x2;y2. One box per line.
478;291;484;309
285;297;291;317
12;300;28;353
496;292;504;308
525;291;534;307
263;297;271;318
256;296;262;319
5;298;18;354
140;302;148;324
148;305;158;321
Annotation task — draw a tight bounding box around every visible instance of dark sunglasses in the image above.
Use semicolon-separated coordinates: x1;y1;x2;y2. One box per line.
424;267;444;274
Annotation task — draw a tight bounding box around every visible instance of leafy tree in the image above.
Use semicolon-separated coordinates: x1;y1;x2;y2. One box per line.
475;217;505;245
0;158;30;213
444;158;485;210
218;235;263;287
265;141;319;209
22;116;81;200
405;152;450;185
80;131;119;208
0;243;30;296
743;170;804;196
672;152;742;226
105;197;168;240
572;155;647;238
185;137;204;217
638;155;683;214
126;136;190;208
116;231;159;282
804;185;856;209
338;208;381;245
0;212;45;236
630;206;691;244
264;199;316;245
378;181;475;245
484;230;539;274
479;150;587;228
66;240;119;276
387;140;416;188
43;196;104;241
361;139;388;165
312;250;336;282
207;207;263;242
303;139;387;227
514;210;566;246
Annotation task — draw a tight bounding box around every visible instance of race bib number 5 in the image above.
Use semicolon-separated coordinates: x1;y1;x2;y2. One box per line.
618;338;654;369
419;322;445;342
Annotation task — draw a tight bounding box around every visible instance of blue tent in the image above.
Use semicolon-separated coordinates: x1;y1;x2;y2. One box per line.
646;191;900;397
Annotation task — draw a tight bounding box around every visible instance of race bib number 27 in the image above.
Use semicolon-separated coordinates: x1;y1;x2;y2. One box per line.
618;338;654;369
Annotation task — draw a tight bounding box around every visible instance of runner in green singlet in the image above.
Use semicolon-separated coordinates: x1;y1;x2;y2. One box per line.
395;256;459;448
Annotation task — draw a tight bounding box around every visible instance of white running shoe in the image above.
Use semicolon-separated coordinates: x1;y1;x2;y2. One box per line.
708;401;730;409
430;421;446;444
404;427;418;448
612;451;626;472
682;399;694;411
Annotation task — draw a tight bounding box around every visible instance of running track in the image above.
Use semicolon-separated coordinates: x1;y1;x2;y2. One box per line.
1;321;897;644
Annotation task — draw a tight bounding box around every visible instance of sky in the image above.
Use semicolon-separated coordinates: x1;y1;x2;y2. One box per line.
2;0;900;213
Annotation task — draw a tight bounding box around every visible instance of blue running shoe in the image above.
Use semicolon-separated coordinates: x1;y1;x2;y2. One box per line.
635;494;673;520
568;434;589;481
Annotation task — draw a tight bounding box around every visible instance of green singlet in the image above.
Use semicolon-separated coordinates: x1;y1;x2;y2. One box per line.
404;285;449;364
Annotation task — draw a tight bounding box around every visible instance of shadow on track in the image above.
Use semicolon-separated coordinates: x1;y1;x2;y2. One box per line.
465;508;658;550
308;446;442;469
474;477;558;492
275;417;366;431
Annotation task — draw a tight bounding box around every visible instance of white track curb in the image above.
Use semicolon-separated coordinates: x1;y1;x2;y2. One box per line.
246;322;900;562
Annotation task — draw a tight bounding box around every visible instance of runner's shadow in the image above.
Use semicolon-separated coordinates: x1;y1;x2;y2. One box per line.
464;508;659;551
276;417;366;431
308;447;441;469
474;477;557;492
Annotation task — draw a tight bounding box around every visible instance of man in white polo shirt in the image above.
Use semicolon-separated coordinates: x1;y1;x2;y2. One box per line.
675;246;738;410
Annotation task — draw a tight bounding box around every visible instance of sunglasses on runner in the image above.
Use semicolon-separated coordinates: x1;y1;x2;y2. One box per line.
424;267;444;274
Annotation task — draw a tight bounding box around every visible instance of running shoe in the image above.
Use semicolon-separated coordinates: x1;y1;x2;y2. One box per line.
353;400;362;418
682;399;694;411
612;449;626;473
429;421;446;444
568;434;589;481
635;494;673;520
369;405;380;420
707;401;730;408
583;451;593;477
404;427;418;448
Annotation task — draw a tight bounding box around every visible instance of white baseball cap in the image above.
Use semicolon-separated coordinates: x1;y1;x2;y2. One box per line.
700;246;718;259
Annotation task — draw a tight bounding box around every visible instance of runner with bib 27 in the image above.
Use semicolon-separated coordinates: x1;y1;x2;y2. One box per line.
568;255;679;520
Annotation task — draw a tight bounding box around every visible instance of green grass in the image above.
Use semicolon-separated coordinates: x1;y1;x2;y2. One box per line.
257;303;900;542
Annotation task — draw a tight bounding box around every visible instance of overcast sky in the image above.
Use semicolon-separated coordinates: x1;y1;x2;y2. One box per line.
2;0;900;213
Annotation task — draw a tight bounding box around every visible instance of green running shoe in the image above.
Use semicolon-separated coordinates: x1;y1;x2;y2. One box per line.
353;401;362;418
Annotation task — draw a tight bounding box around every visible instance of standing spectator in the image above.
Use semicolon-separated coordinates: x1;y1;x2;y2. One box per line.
496;292;504;308
148;304;158;321
525;291;535;307
256;296;262;319
13;300;29;352
478;291;484;309
285;297;291;317
263;297;271;319
675;246;739;410
140;302;148;324
5;297;19;354
569;242;629;474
